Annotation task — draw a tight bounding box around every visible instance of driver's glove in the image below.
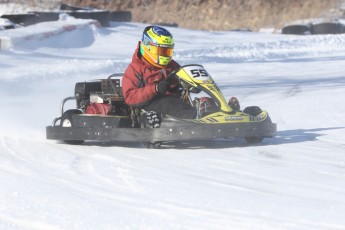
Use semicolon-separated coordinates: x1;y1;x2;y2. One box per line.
156;79;169;95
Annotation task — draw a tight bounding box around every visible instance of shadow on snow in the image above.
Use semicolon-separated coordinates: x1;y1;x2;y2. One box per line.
56;127;344;149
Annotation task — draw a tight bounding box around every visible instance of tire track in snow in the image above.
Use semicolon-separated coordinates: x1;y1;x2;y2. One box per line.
117;168;141;193
67;150;122;190
78;151;144;193
0;215;60;230
48;145;142;194
0;136;26;162
307;87;345;146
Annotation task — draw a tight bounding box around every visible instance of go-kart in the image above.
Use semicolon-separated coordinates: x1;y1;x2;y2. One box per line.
46;64;277;148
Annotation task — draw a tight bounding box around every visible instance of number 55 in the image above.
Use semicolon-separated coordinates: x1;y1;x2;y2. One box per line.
190;69;208;78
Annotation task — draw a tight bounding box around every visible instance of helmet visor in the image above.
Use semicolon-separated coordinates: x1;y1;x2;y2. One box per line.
148;45;174;57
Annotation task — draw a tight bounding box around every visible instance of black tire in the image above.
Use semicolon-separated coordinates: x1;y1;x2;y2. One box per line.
141;111;162;148
1;13;38;26
311;22;344;35
282;24;311;35
140;111;161;128
144;142;162;149
243;106;264;144
60;109;84;145
109;11;132;22
243;106;262;116
30;11;59;23
68;11;110;27
60;3;89;11
244;136;264;144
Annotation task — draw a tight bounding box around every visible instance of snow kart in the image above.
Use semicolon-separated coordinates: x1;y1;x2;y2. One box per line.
46;64;277;148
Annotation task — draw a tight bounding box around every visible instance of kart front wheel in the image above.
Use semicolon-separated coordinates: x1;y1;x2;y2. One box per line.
244;136;264;144
60;109;84;145
243;106;264;144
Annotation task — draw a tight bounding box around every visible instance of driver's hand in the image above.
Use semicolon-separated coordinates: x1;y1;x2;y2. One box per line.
156;79;169;94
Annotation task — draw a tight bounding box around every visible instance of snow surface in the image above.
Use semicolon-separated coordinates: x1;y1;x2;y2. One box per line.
1;18;345;230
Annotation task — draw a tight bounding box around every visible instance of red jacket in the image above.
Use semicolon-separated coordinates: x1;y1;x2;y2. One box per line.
122;42;180;107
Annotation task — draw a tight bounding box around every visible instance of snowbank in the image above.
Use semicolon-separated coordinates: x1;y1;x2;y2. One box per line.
0;15;100;50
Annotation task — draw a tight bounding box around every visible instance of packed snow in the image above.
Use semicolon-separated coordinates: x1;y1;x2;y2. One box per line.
1;16;345;230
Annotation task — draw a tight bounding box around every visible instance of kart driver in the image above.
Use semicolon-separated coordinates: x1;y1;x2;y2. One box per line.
122;25;196;119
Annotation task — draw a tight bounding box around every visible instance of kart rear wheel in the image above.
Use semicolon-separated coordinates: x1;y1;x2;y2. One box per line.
243;106;264;144
144;141;162;149
60;109;84;145
141;111;162;148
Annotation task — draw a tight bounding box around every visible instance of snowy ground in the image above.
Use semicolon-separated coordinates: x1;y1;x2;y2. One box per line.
1;17;345;230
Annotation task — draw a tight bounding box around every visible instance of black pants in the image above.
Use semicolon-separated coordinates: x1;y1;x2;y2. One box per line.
143;96;196;119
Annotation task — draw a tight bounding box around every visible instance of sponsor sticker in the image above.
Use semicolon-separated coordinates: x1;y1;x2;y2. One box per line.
249;113;267;122
225;116;243;121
